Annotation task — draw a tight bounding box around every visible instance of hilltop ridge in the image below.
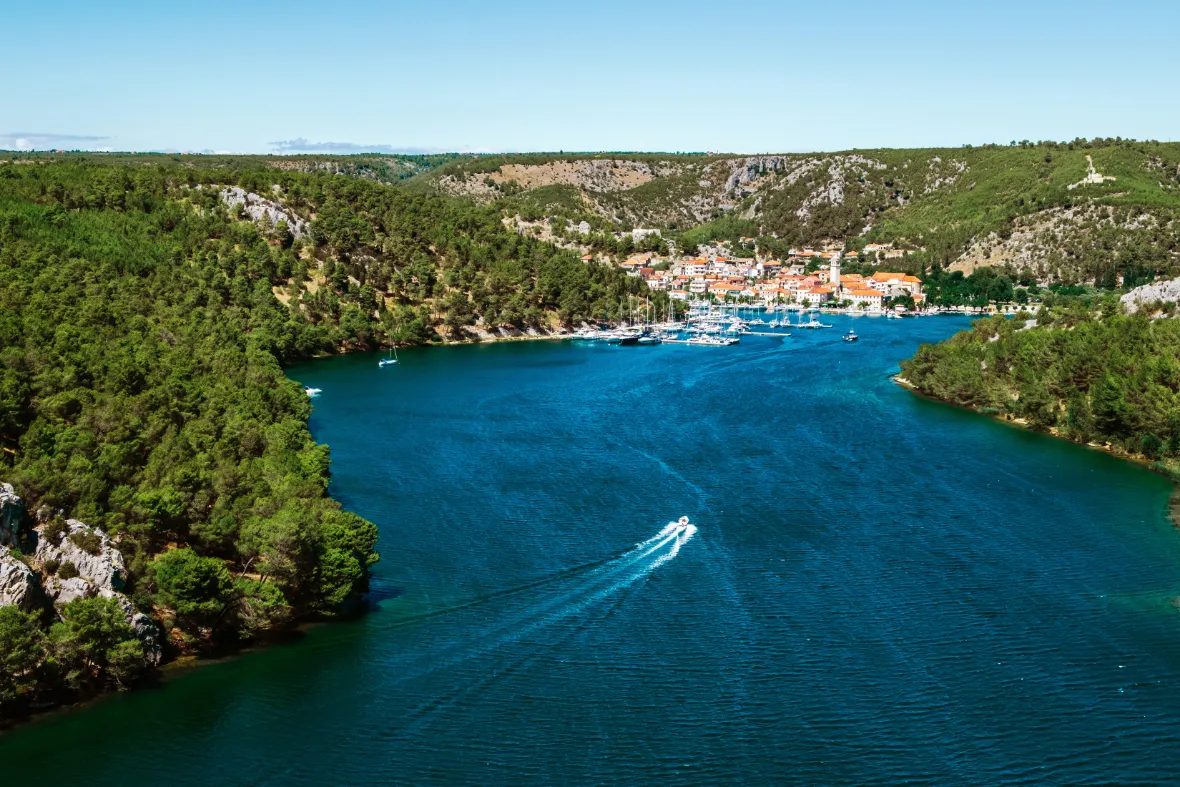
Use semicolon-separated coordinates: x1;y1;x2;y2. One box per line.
399;141;1180;285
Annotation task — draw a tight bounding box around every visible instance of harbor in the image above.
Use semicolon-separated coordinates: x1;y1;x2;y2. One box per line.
564;301;921;348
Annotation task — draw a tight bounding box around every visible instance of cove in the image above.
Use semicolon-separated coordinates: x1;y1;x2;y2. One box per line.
4;315;1180;785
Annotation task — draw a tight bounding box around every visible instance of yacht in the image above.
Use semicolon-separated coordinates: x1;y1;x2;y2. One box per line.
796;317;832;329
304;386;322;397
687;335;740;346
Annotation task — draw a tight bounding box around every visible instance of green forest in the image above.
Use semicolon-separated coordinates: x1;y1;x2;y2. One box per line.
900;299;1180;474
0;158;654;717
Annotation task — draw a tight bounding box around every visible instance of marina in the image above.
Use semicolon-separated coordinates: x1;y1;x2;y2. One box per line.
563;302;889;348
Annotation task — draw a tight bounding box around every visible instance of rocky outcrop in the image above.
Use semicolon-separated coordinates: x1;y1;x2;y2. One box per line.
218;186;308;238
40;575;92;605
0;482;26;547
104;591;163;666
0;545;41;612
31;519;161;663
34;519;127;594
0;485;164;669
1121;277;1180;314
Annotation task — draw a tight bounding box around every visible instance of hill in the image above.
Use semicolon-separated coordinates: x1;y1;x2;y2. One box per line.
899;296;1180;476
0;157;655;718
405;141;1180;286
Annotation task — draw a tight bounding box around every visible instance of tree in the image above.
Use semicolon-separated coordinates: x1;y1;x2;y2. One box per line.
150;548;233;626
50;596;144;689
0;606;46;706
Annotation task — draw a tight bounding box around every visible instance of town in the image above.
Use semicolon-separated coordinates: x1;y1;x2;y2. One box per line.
604;240;926;312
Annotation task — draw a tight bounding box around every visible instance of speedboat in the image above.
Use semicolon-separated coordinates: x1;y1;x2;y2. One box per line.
677;516;690;528
304;386;322;397
378;358;397;366
843;330;858;342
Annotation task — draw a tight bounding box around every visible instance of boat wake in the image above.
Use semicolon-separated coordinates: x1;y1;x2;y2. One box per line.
384;519;698;686
376;519;698;735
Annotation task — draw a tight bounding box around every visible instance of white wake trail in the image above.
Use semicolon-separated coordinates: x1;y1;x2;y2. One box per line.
392;521;698;683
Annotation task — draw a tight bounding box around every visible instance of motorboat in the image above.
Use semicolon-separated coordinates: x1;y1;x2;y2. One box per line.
304;387;322;397
796;318;832;329
843;330;859;342
687;335;740;346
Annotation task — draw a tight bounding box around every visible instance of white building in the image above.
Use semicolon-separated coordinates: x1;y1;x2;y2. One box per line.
846;288;884;309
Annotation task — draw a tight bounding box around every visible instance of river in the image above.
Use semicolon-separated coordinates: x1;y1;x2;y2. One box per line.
4;314;1180;785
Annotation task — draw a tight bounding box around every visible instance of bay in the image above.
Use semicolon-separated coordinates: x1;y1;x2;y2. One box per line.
5;314;1180;785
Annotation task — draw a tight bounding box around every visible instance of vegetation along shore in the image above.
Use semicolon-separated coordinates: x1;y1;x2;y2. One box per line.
4;138;1180;723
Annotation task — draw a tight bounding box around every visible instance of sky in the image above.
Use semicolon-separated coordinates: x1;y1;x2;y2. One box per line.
4;0;1179;154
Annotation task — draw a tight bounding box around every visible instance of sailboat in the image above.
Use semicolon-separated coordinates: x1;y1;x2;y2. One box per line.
378;338;398;366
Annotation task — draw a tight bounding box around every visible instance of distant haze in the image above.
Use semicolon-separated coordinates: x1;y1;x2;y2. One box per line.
6;0;1179;154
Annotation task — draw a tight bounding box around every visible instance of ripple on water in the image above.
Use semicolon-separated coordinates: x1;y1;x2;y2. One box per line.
6;320;1180;785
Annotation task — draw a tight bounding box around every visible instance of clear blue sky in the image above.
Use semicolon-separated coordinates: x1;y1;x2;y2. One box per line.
5;0;1178;154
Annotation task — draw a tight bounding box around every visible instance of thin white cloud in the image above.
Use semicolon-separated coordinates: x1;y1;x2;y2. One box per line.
0;132;111;151
269;137;449;155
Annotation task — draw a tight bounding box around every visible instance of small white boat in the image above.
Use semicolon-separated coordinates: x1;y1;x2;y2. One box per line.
379;337;399;366
686;335;740;346
677;516;690;528
304;386;322;397
843;330;858;342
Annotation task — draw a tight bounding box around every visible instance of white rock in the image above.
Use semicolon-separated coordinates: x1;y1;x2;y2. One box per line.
34;519;127;593
219;186;307;238
1121;277;1180;314
0;545;41;611
42;575;95;606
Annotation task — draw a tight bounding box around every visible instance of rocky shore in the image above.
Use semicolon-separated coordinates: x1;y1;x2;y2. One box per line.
1;482;163;721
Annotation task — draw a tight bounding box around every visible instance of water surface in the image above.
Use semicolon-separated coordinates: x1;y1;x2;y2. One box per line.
5;315;1180;785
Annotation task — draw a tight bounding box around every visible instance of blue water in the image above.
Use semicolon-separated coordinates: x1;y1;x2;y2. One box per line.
5;314;1180;785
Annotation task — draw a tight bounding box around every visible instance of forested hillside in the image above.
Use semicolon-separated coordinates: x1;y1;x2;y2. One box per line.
407;141;1180;286
900;299;1180;475
0;158;651;717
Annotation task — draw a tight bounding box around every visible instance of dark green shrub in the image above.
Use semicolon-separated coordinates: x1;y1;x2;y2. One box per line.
57;561;79;580
68;530;103;556
43;558;60;576
42;517;68;546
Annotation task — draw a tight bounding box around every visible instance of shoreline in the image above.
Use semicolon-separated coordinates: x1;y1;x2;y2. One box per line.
0;614;341;734
894;375;1180;528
